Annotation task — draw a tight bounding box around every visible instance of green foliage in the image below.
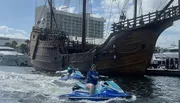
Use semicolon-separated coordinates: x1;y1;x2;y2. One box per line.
154;46;170;53
154;46;161;53
161;48;168;52
25;39;30;44
11;41;18;48
20;44;28;53
4;42;11;47
4;40;29;54
4;41;18;49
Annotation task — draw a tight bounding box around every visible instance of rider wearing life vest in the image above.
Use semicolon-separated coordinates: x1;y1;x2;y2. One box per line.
86;64;99;95
67;65;75;80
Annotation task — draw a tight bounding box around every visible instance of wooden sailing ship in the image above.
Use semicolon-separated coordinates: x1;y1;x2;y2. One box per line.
30;0;180;76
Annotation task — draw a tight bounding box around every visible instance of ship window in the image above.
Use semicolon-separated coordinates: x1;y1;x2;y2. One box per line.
54;57;57;60
33;35;35;39
141;44;146;49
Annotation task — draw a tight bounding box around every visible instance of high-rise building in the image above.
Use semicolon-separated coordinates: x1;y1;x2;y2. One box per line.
35;6;106;39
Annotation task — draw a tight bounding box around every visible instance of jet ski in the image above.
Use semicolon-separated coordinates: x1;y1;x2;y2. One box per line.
59;80;134;101
60;70;85;81
53;70;85;87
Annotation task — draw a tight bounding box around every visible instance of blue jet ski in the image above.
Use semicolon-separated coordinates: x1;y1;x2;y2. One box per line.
59;80;133;101
60;71;85;81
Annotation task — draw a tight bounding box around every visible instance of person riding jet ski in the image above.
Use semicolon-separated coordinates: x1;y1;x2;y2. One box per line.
86;64;99;95
59;65;85;81
66;65;75;80
59;64;135;101
59;79;134;101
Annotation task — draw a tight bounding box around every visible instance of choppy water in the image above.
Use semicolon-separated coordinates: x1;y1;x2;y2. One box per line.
0;66;179;103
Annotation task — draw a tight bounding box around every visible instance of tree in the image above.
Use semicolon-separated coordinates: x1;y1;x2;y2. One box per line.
25;39;30;45
4;42;11;47
154;46;161;53
25;39;30;54
11;41;18;48
20;44;28;54
162;48;168;52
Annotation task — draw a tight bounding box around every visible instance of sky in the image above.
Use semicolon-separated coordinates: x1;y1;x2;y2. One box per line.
0;0;180;48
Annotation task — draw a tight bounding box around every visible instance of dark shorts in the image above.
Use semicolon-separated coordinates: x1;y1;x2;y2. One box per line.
86;81;97;85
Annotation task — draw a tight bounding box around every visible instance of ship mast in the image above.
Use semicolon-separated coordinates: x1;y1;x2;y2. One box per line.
133;0;137;27
48;0;53;29
82;0;86;52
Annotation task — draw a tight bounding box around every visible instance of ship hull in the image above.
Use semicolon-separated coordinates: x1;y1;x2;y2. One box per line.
67;20;173;75
30;19;173;75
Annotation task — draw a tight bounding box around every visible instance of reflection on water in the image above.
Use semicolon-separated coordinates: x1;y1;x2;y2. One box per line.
113;76;180;103
115;76;154;98
0;66;180;103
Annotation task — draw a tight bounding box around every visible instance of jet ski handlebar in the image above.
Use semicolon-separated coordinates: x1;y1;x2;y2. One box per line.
99;75;109;81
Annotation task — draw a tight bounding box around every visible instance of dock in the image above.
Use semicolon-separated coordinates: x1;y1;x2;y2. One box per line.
146;40;180;77
146;68;180;77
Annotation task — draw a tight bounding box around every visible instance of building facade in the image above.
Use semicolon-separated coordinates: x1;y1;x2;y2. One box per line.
35;6;105;39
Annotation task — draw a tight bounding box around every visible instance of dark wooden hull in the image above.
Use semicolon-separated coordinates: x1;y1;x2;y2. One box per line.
67;20;173;76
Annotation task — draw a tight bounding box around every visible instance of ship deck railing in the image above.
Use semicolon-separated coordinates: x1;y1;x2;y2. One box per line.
112;5;180;32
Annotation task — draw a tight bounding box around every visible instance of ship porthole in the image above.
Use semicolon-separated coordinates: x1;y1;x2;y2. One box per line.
114;55;116;59
141;44;146;49
54;57;57;60
113;44;116;49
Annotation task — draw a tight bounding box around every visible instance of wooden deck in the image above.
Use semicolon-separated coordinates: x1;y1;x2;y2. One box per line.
112;5;180;32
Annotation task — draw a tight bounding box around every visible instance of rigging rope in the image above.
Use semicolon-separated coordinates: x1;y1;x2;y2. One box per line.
75;0;81;13
105;0;113;39
152;0;155;11
115;0;123;21
97;0;124;45
89;0;93;14
87;0;92;13
62;0;71;11
119;0;129;21
36;0;48;26
138;0;143;16
50;0;69;54
57;0;63;10
157;0;168;10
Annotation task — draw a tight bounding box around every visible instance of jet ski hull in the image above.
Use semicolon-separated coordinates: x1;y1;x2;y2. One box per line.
59;80;134;101
60;75;85;81
60;71;85;81
59;90;132;101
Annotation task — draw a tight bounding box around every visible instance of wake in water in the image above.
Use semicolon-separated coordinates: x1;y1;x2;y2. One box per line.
0;67;136;103
53;79;78;87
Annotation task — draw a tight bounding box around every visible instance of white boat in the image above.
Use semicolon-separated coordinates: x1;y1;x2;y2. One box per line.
152;47;178;60
151;46;179;69
0;46;32;66
161;47;178;59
